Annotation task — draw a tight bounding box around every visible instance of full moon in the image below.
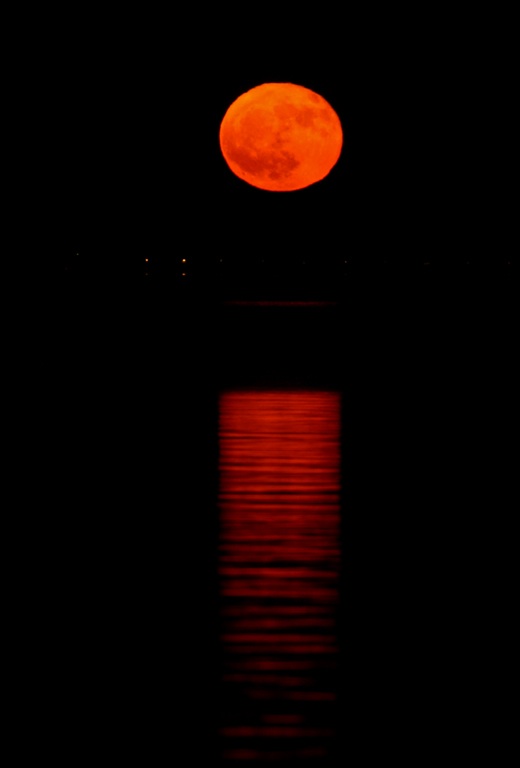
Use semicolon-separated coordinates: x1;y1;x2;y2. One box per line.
219;82;343;192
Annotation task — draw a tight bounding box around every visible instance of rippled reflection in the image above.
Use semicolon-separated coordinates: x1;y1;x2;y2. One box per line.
218;390;341;764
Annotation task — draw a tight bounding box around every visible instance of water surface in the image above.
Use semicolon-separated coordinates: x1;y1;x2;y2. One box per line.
218;390;341;765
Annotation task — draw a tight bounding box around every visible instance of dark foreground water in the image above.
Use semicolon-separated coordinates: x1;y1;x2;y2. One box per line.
15;278;515;763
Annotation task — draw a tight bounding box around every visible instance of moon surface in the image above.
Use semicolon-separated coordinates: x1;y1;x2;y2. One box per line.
219;82;343;192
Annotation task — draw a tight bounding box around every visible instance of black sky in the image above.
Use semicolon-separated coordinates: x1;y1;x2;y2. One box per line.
18;5;508;281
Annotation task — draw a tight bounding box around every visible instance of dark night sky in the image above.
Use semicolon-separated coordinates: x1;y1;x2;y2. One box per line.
15;4;510;284
21;6;501;278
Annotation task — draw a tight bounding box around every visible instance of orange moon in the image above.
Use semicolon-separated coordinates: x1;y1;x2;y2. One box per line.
219;82;343;192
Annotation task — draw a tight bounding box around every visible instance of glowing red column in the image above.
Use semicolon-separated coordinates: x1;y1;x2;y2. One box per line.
218;390;341;763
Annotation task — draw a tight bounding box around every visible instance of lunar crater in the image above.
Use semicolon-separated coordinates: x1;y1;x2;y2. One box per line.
226;142;299;180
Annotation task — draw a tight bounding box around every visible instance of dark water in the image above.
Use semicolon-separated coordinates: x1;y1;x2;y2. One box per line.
15;281;515;762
